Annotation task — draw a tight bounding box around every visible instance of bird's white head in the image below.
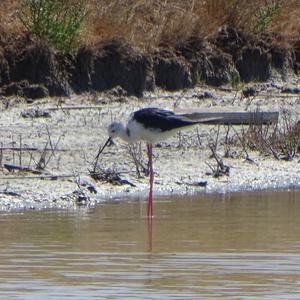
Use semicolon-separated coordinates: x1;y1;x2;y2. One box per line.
95;121;128;162
107;121;125;139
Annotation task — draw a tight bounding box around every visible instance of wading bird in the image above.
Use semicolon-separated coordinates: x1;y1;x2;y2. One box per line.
96;107;217;218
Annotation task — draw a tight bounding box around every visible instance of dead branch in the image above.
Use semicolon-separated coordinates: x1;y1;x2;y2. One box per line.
0;174;75;180
89;168;136;187
127;143;148;178
206;144;230;178
45;102;126;111
3;163;51;175
0;190;21;197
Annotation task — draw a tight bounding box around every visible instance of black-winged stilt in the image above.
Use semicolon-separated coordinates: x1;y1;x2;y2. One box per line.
96;107;217;218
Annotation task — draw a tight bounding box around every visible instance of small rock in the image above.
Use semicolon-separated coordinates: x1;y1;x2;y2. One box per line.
242;86;258;98
1;80;29;96
271;82;283;89
22;84;49;99
189;181;208;187
281;87;300;94
107;85;128;97
192;91;215;99
0;81;49;99
70;189;90;206
21;108;50;118
77;194;89;202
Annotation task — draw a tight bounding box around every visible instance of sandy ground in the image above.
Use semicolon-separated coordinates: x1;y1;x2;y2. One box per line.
1;78;300;210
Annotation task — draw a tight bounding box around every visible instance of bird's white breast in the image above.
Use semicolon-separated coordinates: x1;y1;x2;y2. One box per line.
127;119;179;143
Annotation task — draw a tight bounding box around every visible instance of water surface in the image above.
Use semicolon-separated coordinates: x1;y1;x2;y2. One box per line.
1;189;300;299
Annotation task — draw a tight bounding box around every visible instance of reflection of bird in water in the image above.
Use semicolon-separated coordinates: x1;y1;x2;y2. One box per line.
97;107;218;218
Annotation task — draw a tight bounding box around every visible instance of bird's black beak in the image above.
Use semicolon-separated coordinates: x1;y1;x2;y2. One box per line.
95;136;112;161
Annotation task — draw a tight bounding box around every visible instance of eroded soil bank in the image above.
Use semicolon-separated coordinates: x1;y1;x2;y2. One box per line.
0;28;300;99
0;78;300;210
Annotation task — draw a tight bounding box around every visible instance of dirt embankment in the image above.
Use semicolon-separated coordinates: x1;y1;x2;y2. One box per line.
0;27;299;99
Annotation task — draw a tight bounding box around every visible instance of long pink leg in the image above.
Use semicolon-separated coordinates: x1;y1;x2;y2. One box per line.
147;143;154;218
147;213;153;251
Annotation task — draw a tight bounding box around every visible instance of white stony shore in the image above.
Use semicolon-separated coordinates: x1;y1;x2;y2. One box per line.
1;79;300;210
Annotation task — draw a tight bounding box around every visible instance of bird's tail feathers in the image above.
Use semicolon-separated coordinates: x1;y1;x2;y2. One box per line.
177;113;223;125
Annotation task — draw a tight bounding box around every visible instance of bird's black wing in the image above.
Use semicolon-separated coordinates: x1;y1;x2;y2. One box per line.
133;108;197;132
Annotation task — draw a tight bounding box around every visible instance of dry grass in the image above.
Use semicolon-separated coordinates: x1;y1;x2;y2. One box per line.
85;0;258;48
271;0;300;44
0;1;23;40
0;0;300;48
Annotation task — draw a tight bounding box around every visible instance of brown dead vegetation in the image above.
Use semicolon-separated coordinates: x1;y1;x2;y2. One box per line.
0;1;23;40
231;111;300;161
0;0;299;49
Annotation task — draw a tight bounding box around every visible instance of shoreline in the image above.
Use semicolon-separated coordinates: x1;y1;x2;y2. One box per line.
0;80;300;211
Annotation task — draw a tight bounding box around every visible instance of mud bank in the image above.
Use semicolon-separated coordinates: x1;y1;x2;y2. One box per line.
0;28;300;100
0;79;300;210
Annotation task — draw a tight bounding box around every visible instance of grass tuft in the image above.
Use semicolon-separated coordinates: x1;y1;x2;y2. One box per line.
17;0;88;52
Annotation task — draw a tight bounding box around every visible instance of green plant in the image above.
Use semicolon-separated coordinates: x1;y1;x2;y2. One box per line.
254;1;281;34
230;72;241;89
17;0;88;53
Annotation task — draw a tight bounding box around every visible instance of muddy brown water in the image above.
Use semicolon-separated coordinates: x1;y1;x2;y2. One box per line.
1;189;300;299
